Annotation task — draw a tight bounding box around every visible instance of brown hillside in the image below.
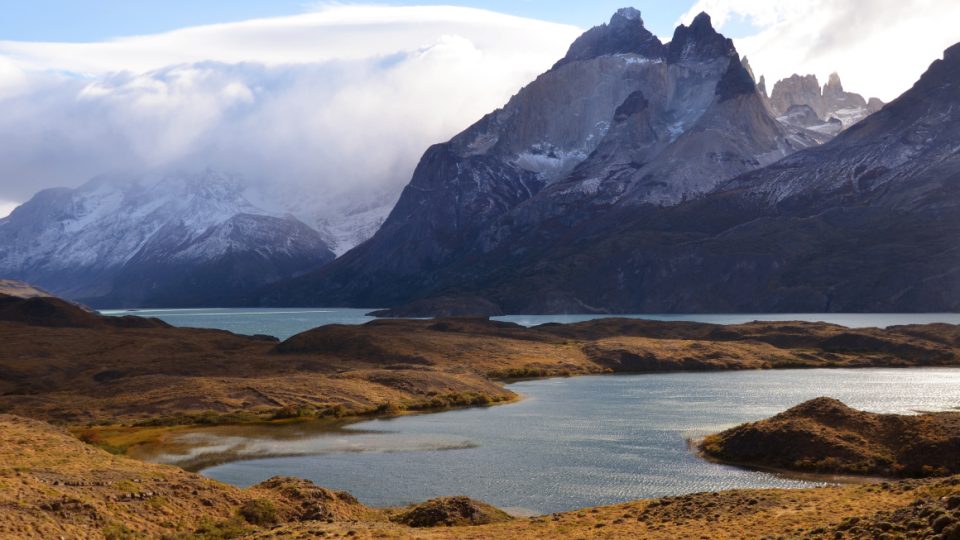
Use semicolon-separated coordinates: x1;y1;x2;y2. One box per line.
5;411;960;539
1;292;960;431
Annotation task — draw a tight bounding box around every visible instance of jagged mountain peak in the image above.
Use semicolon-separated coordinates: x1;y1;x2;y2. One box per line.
555;7;665;67
612;7;643;23
768;71;880;133
667;12;736;64
741;56;757;81
945;41;960;61
911;41;960;92
690;11;714;29
824;72;843;91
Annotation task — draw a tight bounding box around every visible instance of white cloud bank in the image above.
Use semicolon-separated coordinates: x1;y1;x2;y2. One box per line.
0;200;18;219
0;5;580;212
2;1;958;220
681;0;960;102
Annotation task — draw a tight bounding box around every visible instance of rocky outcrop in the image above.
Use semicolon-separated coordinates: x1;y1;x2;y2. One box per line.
251;477;377;523
767;72;883;134
822;487;960;539
390;497;513;527
700;397;960;478
770;74;827;118
555;7;665;67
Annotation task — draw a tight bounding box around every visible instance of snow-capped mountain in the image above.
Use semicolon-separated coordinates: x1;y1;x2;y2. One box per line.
267;12;960;315
0;169;335;307
250;186;397;257
264;10;820;307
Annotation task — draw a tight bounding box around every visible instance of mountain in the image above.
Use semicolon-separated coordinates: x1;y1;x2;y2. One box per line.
267;10;819;308
251;185;397;257
0;170;335;307
767;72;884;136
385;40;960;314
275;30;960;315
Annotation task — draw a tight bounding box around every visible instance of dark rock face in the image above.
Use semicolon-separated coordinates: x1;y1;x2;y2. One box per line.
666;12;736;63
555;7;666;68
715;53;760;102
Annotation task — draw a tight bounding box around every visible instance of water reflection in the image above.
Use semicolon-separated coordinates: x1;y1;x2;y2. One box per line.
137;368;960;513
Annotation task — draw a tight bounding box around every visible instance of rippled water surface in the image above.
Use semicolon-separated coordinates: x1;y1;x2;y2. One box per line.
189;369;960;514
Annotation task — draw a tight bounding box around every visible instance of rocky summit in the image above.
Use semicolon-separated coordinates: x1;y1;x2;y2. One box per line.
767;72;884;136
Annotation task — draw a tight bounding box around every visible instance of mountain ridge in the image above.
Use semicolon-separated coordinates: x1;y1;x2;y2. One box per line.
0;169;336;307
272;33;960;315
265;10;822;309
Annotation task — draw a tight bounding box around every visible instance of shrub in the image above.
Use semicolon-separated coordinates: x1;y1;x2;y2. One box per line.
103;523;137;540
238;499;279;526
269;406;316;420
171;517;251;540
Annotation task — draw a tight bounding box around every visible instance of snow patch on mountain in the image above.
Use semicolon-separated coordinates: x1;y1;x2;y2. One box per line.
0;169;341;300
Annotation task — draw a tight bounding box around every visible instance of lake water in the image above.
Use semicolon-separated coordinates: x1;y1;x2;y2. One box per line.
157;369;960;515
99;307;378;339
99;307;960;341
108;309;960;512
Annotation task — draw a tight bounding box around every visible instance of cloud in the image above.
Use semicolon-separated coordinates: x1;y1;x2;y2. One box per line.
0;56;27;100
0;5;577;73
0;200;17;219
680;0;960;102
0;5;580;209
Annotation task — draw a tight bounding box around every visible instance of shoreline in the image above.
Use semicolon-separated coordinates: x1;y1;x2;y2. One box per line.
4;410;956;539
5;293;960;532
687;437;892;486
102;366;960;474
85;391;528;467
124;367;959;510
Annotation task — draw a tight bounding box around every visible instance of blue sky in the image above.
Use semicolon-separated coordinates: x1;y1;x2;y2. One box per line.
0;1;741;42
